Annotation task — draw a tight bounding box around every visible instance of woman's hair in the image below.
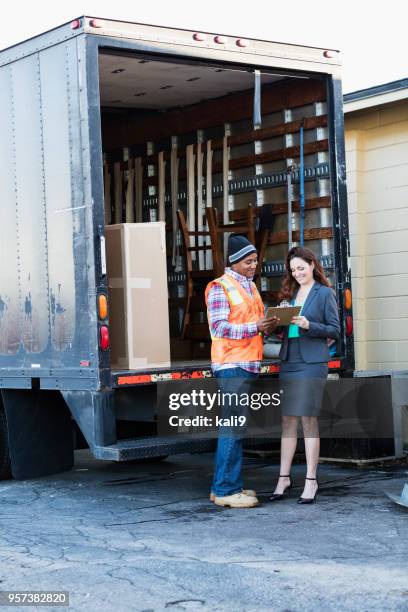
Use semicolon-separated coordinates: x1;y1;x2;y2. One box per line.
278;246;330;302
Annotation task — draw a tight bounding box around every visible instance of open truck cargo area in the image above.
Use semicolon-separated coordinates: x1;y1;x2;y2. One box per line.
4;16;401;480
98;20;351;385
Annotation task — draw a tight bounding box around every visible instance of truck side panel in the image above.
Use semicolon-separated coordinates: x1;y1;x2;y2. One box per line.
0;55;50;359
0;37;100;389
0;66;20;358
40;44;77;358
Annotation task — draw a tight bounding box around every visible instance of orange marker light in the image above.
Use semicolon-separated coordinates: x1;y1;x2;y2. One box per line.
98;294;108;319
344;288;352;310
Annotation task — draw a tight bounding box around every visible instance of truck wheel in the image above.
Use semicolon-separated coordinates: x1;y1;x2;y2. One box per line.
0;404;12;480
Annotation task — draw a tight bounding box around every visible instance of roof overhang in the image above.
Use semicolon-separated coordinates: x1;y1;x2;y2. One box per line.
344;79;408;113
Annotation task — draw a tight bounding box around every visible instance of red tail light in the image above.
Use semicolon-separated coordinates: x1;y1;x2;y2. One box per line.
100;325;110;350
345;316;353;336
71;19;81;30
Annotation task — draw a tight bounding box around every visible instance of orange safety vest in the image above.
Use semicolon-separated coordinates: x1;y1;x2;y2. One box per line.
205;273;264;364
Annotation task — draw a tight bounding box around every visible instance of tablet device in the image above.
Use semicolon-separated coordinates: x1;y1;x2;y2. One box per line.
265;305;301;326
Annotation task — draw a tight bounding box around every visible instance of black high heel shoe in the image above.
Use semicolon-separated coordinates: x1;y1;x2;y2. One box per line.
269;475;292;501
297;477;318;504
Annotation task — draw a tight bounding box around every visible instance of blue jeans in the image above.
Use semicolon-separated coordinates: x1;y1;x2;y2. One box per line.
212;367;258;497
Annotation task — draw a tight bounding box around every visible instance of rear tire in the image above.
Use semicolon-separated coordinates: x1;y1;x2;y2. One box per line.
0;403;12;480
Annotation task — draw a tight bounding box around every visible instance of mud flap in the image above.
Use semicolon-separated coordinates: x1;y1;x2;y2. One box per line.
1;389;74;480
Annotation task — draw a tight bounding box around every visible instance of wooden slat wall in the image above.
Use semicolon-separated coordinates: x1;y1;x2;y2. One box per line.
102;75;333;278
228;139;329;171
268;227;333;245
229;196;331;218
110;114;329;170
141;139;329;187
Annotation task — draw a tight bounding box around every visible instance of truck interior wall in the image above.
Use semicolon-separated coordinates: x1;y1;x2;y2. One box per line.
97;52;337;367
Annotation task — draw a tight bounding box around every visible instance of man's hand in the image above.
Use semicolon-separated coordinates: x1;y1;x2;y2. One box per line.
256;316;280;334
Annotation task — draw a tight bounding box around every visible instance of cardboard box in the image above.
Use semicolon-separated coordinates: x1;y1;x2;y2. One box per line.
105;223;170;370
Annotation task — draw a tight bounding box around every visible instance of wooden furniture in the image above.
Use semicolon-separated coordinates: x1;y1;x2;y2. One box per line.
205;204;255;277
206;204;270;285
176;209;214;342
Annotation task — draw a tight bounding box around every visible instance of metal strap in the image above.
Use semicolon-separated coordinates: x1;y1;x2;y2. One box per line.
253;69;262;128
125;159;135;223
134;157;143;222
287;167;293;249
171;141;180;269
206;140;213;269
103;162;111;225
186;144;196;260
158;151;166;222
223;133;229;257
114;161;122;224
143;163;330;209
299;124;305;246
197;141;204;269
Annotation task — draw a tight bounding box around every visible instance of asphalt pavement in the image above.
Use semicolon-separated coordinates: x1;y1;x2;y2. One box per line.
0;450;407;611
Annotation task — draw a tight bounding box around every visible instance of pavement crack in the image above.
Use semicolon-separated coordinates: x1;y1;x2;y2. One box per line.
102;475;177;487
228;551;408;564
104;496;207;516
105;516;183;526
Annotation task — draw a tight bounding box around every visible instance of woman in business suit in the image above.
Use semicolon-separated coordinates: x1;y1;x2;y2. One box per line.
270;246;340;504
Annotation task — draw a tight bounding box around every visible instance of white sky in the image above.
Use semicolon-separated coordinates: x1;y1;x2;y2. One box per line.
0;0;406;93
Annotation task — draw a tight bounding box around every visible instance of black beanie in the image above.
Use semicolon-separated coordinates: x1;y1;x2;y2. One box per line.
227;234;257;264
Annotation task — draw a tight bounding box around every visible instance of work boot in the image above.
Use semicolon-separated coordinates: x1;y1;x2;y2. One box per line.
213;492;259;508
210;489;256;502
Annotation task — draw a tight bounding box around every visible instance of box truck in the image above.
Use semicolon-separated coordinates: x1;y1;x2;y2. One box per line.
0;16;404;479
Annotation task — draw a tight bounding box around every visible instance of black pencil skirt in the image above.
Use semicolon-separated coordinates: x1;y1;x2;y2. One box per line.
279;339;328;417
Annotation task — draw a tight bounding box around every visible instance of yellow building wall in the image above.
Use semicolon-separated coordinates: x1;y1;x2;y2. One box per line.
345;100;408;371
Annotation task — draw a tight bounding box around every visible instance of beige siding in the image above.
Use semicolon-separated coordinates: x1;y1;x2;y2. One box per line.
345;100;408;370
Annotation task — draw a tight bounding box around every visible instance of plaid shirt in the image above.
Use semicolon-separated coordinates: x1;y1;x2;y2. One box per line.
207;267;261;374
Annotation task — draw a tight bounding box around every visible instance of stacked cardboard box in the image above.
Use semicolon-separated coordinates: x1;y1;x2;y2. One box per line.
105;222;170;370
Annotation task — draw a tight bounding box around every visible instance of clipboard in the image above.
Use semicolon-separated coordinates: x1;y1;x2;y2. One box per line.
265;305;301;326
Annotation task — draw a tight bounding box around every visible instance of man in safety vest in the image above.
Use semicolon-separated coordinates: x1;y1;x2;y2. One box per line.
205;234;279;508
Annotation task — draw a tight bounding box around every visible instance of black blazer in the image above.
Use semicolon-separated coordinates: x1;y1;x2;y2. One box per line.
279;283;340;364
